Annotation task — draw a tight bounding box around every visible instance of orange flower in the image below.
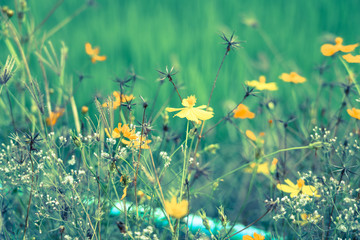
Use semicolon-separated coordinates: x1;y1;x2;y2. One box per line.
85;43;106;63
233;104;255;119
164;196;189;219
46;108;65;126
342;53;360;63
347;108;360;120
245;75;278;91
102;91;135;109
321;37;358;56
105;123;138;142
243;232;265;240
279;72;306;84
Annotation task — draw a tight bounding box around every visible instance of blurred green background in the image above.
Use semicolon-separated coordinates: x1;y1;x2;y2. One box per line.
3;0;360;111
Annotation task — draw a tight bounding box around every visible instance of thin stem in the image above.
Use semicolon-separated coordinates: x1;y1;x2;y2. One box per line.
134;106;147;218
193;48;229;162
225;207;273;239
148;148;174;232
23;153;34;240
5;85;16;130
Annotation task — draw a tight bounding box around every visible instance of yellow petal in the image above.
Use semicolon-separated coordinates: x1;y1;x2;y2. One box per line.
120;186;128;200
85;43;93;55
343;54;360;63
245;130;257;141
347;108;360;120
242;236;254;240
192;108;214;121
339;43;359;53
302;185;321;197
320;44;338;56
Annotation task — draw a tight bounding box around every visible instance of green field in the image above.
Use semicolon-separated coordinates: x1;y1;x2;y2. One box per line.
1;0;360;239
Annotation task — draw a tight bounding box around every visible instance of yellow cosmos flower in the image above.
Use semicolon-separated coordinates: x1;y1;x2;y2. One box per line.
85;43;106;63
233;104;255;119
347;108;360;120
102;91;135;109
165;95;214;123
164;196;189;219
343;53;360;63
320;37;358;56
245;75;278;91
279;72;306;84
277;179;320;198
243;232;265;240
46;108;65;126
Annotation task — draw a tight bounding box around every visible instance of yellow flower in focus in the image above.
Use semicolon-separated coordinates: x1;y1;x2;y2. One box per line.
102;91;135;109
243;232;265;240
343;53;360;63
277;179;320;198
321;37;358;56
166;95;214;123
279;72;306;84
164;196;189;219
233;104;255;119
245;76;278;91
46;108;65;126
347;108;360;120
85;43;107;63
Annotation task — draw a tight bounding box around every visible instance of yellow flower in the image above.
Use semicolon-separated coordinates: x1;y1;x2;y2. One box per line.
164;196;189;219
343;53;360;63
81;106;89;114
321;37;358;56
245;76;278;91
295;212;321;226
245;158;278;176
277;179;321;198
46;108;65;126
122;136;152;149
166;95;214;123
102;91;135;109
347;108;360;120
243;232;265;240
245;162;270;175
245;130;264;144
233;104;255;119
105;123;138;140
279;72;306;84
85;43;106;63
